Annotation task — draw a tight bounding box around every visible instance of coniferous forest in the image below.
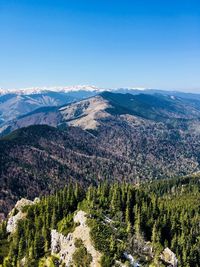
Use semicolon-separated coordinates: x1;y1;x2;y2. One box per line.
1;1;200;266
0;175;199;267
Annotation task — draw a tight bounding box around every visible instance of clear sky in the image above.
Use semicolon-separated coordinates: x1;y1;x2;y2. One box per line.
0;0;200;91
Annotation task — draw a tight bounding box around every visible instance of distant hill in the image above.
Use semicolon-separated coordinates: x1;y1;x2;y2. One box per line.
0;85;101;129
1;92;200;213
1;85;200;133
2;91;200;135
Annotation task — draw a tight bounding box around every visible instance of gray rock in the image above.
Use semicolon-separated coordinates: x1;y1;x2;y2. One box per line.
160;247;178;267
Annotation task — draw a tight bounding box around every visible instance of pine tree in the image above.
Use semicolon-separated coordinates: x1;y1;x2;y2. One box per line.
33;233;44;259
18;237;25;260
134;204;141;238
111;185;122;213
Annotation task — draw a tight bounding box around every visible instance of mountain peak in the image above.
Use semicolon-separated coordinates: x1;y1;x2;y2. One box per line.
0;85;105;95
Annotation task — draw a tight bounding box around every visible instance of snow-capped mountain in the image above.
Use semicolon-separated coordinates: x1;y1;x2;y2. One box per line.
0;85;105;95
1;84;200;130
0;85;151;126
0;85;106;126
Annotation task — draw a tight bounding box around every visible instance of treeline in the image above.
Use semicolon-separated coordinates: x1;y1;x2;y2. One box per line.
0;175;200;266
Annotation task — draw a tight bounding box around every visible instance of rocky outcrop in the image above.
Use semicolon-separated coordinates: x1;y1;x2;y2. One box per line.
51;210;101;267
123;252;140;267
51;230;75;266
160;247;178;267
6;198;39;233
6;211;26;234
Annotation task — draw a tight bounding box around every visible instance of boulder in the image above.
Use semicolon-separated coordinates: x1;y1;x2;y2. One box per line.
6;198;40;233
160;247;178;267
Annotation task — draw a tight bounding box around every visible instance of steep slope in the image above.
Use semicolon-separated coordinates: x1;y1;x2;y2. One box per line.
0;124;118;214
51;211;102;266
1;86;200;130
1;106;63;136
1;177;199;267
60;95;111;130
2;92;200;135
101;92;200;120
0;94;112;135
0;85;101;128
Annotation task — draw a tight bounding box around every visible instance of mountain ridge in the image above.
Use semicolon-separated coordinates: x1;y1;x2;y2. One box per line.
1;86;200;130
1;92;200;214
2;91;200;136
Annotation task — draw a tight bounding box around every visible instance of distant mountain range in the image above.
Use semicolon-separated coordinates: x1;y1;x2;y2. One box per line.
1;85;200;135
1;91;200;213
0;84;149;128
0;85;101;127
2;89;200;135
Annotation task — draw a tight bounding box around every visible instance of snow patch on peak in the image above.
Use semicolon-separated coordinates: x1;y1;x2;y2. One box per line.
0;85;152;96
0;85;105;96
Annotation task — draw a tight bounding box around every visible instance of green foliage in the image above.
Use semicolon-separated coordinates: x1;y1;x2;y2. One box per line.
1;184;85;266
38;255;59;267
0;239;9;264
87;175;200;266
57;213;75;236
72;243;92;267
1;174;200;267
74;238;84;248
89;218;113;253
0;221;7;240
100;254;114;267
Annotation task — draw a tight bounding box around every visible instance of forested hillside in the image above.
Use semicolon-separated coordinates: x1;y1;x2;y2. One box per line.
3;92;200;136
0;92;200;267
1;109;200;215
0;174;199;266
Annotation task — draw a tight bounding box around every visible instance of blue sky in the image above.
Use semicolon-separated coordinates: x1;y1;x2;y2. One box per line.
0;0;200;91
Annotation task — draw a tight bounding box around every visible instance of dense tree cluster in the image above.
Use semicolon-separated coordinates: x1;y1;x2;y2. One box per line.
84;176;200;266
0;175;199;266
2;112;200;215
72;239;92;267
1;184;84;267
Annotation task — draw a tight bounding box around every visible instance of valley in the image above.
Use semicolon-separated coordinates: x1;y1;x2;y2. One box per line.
1;1;199;266
1;92;200;214
0;90;200;266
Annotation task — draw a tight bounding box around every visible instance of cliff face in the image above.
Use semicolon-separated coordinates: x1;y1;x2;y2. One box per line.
6;198;39;233
50;212;178;267
51;210;102;267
